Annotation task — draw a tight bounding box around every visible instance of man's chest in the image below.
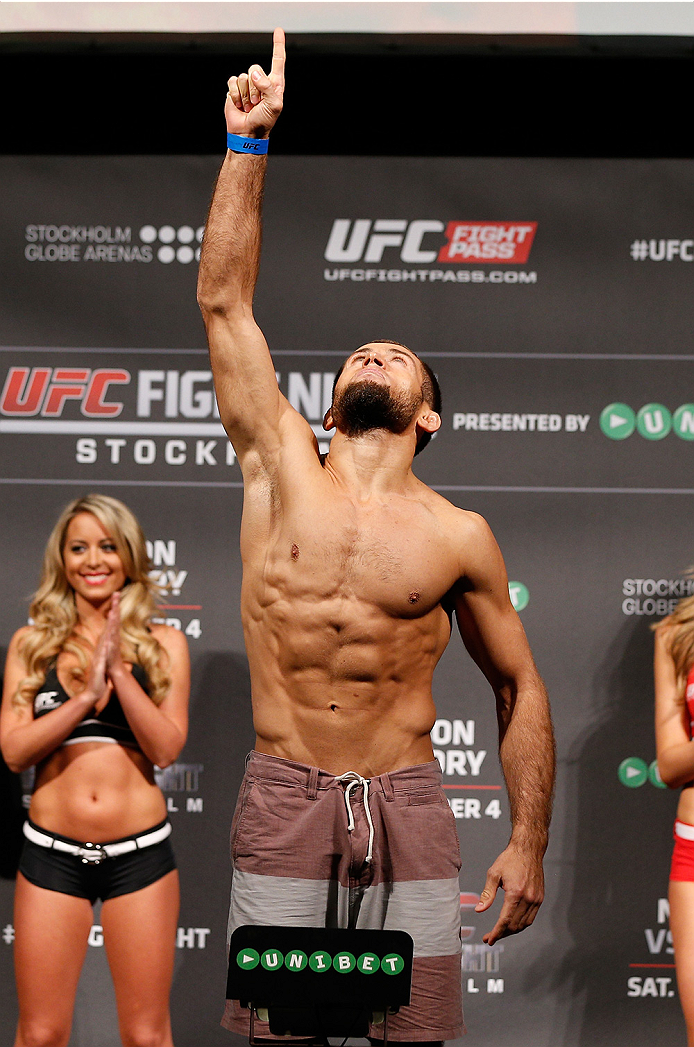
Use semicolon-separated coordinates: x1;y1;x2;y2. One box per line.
261;498;460;616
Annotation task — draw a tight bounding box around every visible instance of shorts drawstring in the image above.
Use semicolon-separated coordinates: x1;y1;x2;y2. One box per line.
335;772;374;864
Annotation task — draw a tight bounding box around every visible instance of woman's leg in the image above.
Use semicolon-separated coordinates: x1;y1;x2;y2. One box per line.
101;869;179;1047
13;872;93;1047
670;880;694;1047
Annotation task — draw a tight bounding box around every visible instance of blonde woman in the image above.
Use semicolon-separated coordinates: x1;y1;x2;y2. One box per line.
0;495;190;1047
655;600;694;1047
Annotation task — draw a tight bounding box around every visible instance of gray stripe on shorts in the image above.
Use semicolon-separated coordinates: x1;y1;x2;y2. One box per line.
228;871;460;957
339;878;461;957
228;872;335;945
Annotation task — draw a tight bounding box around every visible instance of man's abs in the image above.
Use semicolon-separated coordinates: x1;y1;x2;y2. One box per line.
243;591;451;776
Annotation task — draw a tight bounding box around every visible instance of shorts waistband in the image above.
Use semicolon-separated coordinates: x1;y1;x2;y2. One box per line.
245;750;442;795
675;819;694;841
24;818;171;863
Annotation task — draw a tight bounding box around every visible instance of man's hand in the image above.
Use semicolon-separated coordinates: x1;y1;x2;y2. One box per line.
226;27;285;139
475;840;545;946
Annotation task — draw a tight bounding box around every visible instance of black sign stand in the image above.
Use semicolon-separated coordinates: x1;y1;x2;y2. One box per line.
227;926;414;1047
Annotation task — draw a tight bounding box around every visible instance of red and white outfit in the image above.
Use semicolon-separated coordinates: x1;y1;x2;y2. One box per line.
671;667;694;882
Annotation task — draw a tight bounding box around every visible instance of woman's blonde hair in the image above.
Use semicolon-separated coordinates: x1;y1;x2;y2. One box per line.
14;494;169;707
655;586;694;692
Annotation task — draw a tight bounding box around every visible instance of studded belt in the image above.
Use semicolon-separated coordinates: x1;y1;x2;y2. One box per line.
23;819;171;865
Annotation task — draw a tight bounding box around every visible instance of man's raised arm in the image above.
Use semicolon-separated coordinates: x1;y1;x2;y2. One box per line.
453;514;556;946
197;28;286;467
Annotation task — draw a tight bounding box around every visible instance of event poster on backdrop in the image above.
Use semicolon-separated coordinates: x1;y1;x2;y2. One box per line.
0;154;692;1046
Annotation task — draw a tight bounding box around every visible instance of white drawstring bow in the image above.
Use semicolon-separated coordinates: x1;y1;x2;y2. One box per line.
335;772;375;864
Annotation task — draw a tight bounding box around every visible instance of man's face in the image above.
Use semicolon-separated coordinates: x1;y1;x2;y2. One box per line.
330;343;426;439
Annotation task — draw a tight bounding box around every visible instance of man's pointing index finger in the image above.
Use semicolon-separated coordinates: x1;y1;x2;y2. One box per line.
271;27;286;81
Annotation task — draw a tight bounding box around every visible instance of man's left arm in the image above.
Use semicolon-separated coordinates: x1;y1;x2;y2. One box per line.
452;512;555;945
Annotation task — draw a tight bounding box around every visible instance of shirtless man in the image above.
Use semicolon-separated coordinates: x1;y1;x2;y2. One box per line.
197;29;555;1044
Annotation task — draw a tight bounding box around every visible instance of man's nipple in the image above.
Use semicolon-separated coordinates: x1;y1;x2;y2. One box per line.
409;591;420;604
291;543;300;561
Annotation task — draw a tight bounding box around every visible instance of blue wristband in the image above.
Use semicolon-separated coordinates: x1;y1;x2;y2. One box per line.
227;133;269;155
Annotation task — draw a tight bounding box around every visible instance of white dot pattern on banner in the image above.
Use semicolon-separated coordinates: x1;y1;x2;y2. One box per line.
138;223;204;262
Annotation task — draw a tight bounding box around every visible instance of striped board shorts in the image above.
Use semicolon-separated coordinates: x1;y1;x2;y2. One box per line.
222;751;464;1042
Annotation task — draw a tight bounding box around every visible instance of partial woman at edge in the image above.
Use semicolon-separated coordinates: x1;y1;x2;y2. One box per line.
655;601;694;1047
0;494;190;1047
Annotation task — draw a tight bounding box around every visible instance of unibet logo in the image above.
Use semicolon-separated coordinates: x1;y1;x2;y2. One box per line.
637;404;671;441
618;757;665;789
381;954;405;975
601;402;694;441
674;405;694;441
261;949;284;970
357;952;379;974
619;757;648;787
508;582;529;612
139;225;203;264
285;950;308;971
333;952;356;973
309;951;331;973
237;949;260;970
238;947;405;974
649;760;667;789
600;403;635;440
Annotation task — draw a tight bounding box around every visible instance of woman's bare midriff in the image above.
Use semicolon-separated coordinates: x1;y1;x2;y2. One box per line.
30;742;167;841
677;788;694;826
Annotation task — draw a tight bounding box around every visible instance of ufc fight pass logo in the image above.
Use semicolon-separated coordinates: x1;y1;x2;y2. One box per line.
325;220;537;264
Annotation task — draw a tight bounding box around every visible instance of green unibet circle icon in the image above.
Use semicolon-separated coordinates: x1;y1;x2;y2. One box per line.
237;948;260;970
673;405;694;441
357;952;380;975
285;949;308;972
309;951;332;972
600;403;635;440
636;403;671;440
381;954;405;976
509;582;529;612
649;760;667;789
333;952;356;973
618;757;648;788
261;949;284;971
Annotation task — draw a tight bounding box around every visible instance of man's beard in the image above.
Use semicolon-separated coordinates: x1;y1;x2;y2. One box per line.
331;379;422;439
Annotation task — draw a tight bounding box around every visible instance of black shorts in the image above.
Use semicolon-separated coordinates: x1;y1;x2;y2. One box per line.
18;819;177;903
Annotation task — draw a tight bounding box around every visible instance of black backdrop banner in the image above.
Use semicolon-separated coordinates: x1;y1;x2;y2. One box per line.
0;155;691;1046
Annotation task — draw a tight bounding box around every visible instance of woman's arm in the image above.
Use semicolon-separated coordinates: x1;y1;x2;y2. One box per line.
106;596;190;768
0;626;108;773
655;624;694;788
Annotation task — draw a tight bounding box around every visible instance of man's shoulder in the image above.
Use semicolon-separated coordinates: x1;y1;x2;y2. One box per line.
419;483;493;538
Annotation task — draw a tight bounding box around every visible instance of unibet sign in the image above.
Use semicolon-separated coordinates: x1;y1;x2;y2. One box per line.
508;582;529;612
601;402;694;441
237;948;405;975
618;757;666;789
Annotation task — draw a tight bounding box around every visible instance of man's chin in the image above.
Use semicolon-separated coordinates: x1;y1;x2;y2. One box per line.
353;373;386;386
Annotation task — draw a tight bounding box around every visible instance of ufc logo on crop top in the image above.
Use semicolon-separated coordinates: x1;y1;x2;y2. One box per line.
324;220;537;265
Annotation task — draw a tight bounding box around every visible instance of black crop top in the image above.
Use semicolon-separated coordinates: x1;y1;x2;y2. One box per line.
33;662;150;751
